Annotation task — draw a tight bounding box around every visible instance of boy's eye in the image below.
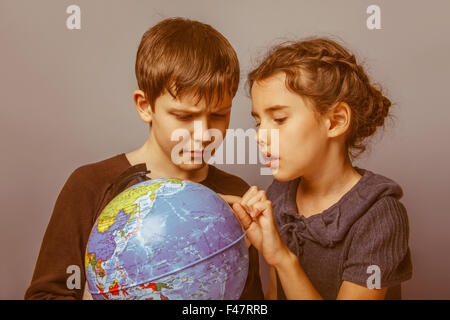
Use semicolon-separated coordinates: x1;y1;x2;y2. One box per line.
211;113;227;118
174;114;193;120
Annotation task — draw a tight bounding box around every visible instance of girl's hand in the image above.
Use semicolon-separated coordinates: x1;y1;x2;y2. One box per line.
218;186;291;266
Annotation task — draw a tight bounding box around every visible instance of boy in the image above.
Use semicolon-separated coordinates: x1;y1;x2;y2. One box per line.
25;17;263;300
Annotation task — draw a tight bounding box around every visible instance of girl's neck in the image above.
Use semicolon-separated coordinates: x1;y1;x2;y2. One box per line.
296;156;362;218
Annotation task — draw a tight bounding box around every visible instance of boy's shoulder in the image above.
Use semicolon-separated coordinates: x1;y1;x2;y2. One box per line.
66;153;130;191
204;165;250;197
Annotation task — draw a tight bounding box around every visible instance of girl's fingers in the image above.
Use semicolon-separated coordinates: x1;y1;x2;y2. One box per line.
241;186;259;212
232;202;253;230
246;190;268;218
218;193;242;205
219;188;271;225
247;190;267;208
248;201;267;219
250;200;274;220
242;186;259;203
260;190;268;201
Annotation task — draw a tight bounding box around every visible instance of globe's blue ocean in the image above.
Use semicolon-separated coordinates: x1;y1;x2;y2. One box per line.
85;178;249;300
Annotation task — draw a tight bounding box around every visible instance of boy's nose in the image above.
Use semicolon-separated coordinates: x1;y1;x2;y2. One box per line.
191;119;220;150
192;119;210;139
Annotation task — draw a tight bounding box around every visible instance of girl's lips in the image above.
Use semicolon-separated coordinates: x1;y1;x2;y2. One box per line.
262;152;278;161
262;153;279;167
266;158;279;168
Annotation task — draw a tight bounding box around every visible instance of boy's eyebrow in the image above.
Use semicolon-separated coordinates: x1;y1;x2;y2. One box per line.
212;105;232;112
169;105;232;114
169;108;201;114
251;105;290;117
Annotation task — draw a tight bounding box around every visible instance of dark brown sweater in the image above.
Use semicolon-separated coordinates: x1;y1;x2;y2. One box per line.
25;153;263;300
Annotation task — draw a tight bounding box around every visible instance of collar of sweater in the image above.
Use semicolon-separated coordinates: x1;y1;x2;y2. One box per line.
269;167;404;252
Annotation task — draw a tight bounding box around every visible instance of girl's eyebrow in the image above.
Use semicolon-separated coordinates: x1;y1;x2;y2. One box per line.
251;105;290;117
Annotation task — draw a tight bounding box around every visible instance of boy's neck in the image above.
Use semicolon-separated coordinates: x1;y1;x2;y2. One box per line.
125;138;210;183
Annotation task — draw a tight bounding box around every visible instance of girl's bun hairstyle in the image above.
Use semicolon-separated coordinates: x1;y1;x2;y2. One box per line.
248;37;392;160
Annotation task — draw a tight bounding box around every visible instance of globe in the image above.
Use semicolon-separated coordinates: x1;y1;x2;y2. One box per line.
85;178;249;300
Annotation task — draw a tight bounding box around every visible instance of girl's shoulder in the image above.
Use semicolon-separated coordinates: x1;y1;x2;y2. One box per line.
347;167;409;234
351;195;410;238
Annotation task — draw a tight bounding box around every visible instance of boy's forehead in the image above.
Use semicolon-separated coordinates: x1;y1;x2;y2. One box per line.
166;91;232;112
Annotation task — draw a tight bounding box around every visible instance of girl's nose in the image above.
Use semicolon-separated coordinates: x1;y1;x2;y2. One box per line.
256;127;279;156
255;127;268;150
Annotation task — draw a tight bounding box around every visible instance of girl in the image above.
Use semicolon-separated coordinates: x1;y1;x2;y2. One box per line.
220;38;412;300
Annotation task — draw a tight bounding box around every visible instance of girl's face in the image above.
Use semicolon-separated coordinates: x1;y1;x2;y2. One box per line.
251;73;329;181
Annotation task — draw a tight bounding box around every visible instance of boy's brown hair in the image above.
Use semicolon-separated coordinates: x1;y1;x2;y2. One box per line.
135;18;240;110
248;37;392;160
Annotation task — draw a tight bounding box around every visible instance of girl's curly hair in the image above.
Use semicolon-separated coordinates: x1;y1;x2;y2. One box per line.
248;37;392;160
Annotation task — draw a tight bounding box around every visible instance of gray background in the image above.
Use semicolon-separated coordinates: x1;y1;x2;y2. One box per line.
1;0;449;299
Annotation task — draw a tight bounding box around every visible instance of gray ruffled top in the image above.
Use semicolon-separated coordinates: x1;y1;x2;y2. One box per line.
267;167;413;299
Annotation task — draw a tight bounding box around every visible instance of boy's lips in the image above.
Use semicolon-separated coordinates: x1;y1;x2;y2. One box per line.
182;150;204;157
191;151;203;157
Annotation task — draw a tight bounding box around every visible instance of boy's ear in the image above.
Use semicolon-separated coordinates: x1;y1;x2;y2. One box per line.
324;102;351;138
133;89;152;124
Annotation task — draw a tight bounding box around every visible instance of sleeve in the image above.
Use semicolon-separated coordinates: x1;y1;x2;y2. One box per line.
24;167;102;299
341;197;413;289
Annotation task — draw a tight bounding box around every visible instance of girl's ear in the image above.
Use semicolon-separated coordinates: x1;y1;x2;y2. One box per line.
133;89;152;124
326;102;351;138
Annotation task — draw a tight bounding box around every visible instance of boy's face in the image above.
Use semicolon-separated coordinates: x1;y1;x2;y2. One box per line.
148;90;232;172
251;72;330;182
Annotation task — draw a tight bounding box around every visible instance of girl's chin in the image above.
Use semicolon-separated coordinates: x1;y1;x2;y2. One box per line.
272;171;290;182
271;166;300;182
269;166;286;181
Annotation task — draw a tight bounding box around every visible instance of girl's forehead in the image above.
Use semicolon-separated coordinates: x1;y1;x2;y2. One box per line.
251;74;297;105
251;79;310;115
252;73;287;92
251;105;290;118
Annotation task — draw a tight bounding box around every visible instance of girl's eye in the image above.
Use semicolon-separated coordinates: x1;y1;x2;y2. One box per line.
274;117;287;124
